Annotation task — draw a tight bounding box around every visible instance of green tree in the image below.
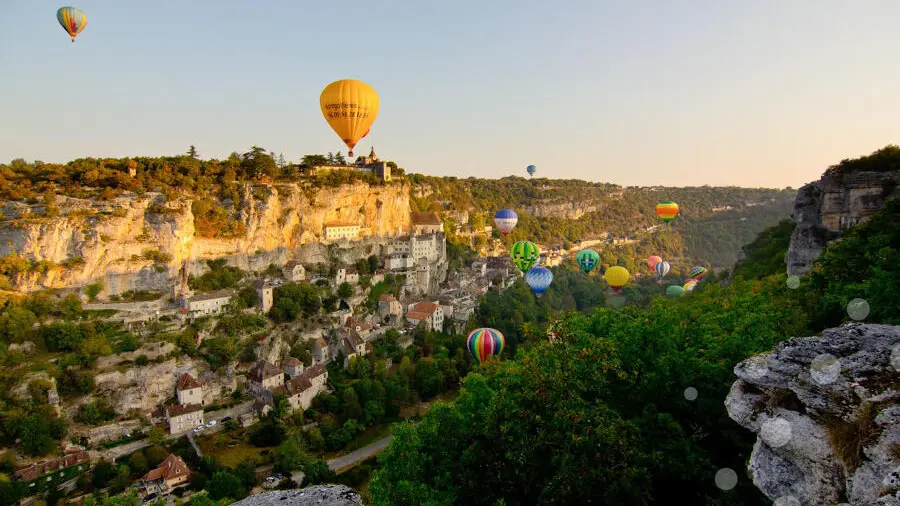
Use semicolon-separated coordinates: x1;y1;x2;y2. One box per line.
0;307;37;344
127;451;148;477
84;282;104;302
337;282;354;299
275;436;310;473
206;471;246;501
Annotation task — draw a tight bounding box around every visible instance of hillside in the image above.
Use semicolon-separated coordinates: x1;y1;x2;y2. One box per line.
0;149;793;294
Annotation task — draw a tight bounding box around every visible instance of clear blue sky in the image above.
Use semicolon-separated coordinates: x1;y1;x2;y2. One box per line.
2;0;899;188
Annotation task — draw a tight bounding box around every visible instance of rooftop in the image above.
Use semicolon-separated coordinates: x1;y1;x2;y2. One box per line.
410;212;442;226
281;357;301;367
406;311;429;321
14;451;90;483
176;373;201;391
412;301;439;314
249;360;283;382
324;221;359;228
188;290;234;303
283;260;303;270
166;403;203;417
142;454;191;483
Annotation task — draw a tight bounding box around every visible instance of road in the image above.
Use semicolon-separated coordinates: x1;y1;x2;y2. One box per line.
93;439;152;462
326;435;393;472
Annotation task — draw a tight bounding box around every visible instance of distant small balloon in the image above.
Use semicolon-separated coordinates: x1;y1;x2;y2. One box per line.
526;165;537;178
646;256;662;270
654;261;670;280
57;6;87;43
666;285;685;297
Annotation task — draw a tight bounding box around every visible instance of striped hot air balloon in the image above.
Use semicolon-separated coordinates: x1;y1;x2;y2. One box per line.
57;6;87;43
684;279;699;292
494;209;518;236
654;261;671;279
656;201;679;223
689;266;708;280
466;328;505;364
525;266;553;296
510;241;540;274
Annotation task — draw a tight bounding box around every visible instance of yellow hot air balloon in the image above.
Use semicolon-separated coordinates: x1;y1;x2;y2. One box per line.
319;79;380;158
604;266;630;293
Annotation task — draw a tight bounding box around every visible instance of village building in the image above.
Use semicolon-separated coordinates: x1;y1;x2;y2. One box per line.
386;253;414;271
165;403;204;435
248;360;285;398
280;357;304;379
183;290;233;319
324;222;361;241
255;280;273;313
313;337;331;365
378;294;403;320
13;450;90;485
282;260;306;282
141;454;192;496
410;212;443;235
272;365;329;411
176;373;203;406
405;301;444;332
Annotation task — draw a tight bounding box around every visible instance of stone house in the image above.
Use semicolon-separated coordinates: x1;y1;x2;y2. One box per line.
313;338;331;365
255;280;273;314
410;212;443;235
183;290;233;319
13;450;90;485
176;373;203;406
141;454;191;496
273;365;328;412
282;261;306;282
324;222;360;241
378;294;402;320
406;301;444;332
165;404;204;435
280;357;304;379
248;360;285;398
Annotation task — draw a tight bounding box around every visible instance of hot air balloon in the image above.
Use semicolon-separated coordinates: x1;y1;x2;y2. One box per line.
684;279;699;292
646;256;662;270
576;249;600;274
525;266;553;296
319;79;380;158
467;328;505;364
526;165;537;178
689;266;708;280
604;266;630;293
656;201;679;224
654;261;671;279
510;241;540;274
493;209;518;236
666;285;686;297
57;6;87;42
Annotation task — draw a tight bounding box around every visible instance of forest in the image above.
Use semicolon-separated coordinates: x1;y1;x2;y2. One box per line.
368;196;900;505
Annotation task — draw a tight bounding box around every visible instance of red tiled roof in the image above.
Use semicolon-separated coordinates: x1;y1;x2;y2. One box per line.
410;212;441;226
142;454;190;483
280;357;301;367
249;360;283;382
176;373;201;391
412;301;439;314
166;403;203;417
406;311;429;321
14;451;90;482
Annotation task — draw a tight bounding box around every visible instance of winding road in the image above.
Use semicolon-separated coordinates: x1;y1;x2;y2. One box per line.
326;435;393;472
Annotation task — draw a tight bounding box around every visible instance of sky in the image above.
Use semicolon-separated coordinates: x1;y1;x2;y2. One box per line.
2;1;900;188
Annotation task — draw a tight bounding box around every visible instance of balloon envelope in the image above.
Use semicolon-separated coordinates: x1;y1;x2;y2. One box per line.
666;285;686;297
493;209;518;236
684;279;699;292
510;241;540;274
689;266;708;280
646;256;662;270
525;266;553;295
319;79;380;157
576;249;600;274
604;266;630;292
656;201;679;223
467;328;505;364
57;6;87;42
654;261;671;279
526;165;537;176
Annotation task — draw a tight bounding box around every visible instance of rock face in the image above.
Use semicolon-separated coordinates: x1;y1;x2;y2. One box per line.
786;167;900;276
725;323;900;505
0;182;410;294
229;485;363;506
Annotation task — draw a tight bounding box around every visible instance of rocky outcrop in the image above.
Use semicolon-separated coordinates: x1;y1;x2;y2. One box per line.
91;357;237;415
725;323;900;505
0;182;411;294
521;199;607;220
786;167;900;276
230;486;363;506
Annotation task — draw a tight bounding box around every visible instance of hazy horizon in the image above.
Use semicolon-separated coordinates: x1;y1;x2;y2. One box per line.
2;1;899;188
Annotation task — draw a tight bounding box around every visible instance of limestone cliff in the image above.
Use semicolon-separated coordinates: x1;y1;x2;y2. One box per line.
786;167;900;276
725;323;900;505
0;182;410;294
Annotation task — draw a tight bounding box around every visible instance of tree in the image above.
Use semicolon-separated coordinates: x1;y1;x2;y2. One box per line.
91;460;116;488
206;471;246;501
338;282;354;299
300;460;337;487
275;436;310;473
84;282;104;302
368;255;380;272
241;146;278;180
127;451;148;477
0;306;36;343
188;145;199;159
144;445;168;467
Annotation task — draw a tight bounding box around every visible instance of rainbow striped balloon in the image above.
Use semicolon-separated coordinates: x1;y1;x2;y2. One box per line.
57;6;87;42
466;328;505;364
656;201;679;223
